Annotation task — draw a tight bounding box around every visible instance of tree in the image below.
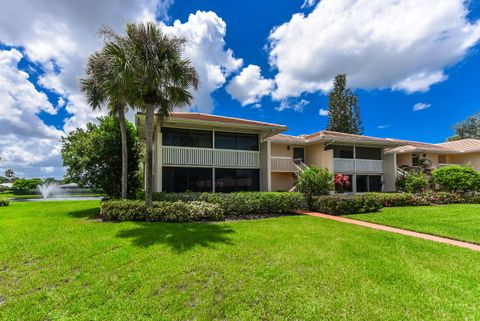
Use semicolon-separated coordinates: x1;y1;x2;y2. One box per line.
447;113;480;141
12;178;43;195
4;169;17;182
103;22;199;208
81;43;131;199
326;74;363;134
61;116;141;197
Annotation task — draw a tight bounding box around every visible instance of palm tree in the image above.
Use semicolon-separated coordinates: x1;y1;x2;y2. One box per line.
80;50;130;199
104;22;199;208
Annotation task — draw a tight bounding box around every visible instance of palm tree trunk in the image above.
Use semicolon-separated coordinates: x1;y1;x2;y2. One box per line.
144;104;154;210
117;108;128;199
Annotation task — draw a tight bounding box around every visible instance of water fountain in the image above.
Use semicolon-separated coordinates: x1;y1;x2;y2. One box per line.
37;182;60;199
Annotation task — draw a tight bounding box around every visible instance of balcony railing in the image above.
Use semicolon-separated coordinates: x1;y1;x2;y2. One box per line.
270;157;301;172
162;146;260;168
333;158;383;173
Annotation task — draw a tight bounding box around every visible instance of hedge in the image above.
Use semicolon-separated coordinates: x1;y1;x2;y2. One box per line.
310;194;382;215
136;191;305;216
366;192;474;207
100;200;223;222
0;198;9;207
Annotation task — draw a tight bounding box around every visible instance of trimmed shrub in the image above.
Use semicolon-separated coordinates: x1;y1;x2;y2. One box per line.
310;194;382;215
100;199;224;222
148;201;224;222
100;200;146;221
366;192;430;207
432;165;480;193
136;191;305;216
201;192;305;216
396;172;429;193
0;198;9;207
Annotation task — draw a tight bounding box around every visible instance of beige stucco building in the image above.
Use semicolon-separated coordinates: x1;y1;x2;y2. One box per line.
136;112;480;193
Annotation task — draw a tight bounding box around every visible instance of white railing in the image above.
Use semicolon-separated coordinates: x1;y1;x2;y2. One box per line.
333;158;383;173
438;163;459;168
270;157;300;172
162;146;260;168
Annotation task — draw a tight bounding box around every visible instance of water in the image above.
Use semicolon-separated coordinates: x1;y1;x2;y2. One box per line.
12;196;101;202
37;182;60;199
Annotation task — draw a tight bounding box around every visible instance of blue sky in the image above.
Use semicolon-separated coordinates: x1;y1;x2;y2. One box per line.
0;0;479;178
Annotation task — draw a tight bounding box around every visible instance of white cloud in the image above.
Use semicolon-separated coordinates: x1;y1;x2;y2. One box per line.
319;108;328;116
276;99;309;112
0;0;172;177
226;65;274;106
0;49;64;178
377;124;390;129
160;11;243;112
412;102;431;111
268;0;480;99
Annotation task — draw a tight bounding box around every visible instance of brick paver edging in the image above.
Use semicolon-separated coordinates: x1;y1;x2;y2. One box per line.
296;210;480;252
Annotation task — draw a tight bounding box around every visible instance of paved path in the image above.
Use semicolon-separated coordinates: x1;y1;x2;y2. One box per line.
297;210;480;252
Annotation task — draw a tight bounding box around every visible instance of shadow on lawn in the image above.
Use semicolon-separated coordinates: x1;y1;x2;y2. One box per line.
116;222;235;253
68;208;100;219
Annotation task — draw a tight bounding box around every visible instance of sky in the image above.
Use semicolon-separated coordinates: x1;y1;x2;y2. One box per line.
0;0;480;178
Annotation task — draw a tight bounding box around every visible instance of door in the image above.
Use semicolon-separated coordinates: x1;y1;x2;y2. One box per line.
293;148;305;162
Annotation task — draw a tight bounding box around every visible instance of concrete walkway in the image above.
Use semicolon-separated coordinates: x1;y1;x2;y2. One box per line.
297;210;480;252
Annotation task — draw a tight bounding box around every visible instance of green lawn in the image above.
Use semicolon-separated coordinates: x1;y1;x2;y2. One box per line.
1;202;480;320
347;204;480;244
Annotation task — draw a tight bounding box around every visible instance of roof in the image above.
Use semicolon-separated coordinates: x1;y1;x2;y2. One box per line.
386;141;456;154
269;130;401;146
165;112;286;129
136;112;287;139
436;139;480;153
267;134;307;144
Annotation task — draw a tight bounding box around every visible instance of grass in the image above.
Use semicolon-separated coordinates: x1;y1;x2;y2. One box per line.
1;202;480;320
347;204;480;244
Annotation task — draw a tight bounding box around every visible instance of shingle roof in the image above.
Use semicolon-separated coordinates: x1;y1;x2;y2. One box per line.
270;130;401;146
166;112;287;129
386;142;455;154
436;139;480;153
268;134;307;143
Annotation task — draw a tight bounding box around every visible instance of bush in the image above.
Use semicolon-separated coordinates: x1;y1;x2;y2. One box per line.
397;172;429;193
432;165;480;193
136;191;305;217
0;198;9;207
310;194;382;215
296;167;333;206
12;178;43;195
100;200;146;221
201;192;305;216
100;199;224;222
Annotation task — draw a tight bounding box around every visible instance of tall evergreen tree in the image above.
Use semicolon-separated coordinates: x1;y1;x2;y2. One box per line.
326;74;363;134
447;113;480;141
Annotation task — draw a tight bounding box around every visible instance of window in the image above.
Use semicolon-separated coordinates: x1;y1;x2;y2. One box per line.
215;132;259;151
356;175;382;192
325;145;354;159
412;154;421;166
163;128;212;148
355;147;382;160
162;167;212;192
215;168;259;192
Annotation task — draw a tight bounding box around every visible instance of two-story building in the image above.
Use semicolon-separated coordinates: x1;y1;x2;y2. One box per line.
135;112;480;193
